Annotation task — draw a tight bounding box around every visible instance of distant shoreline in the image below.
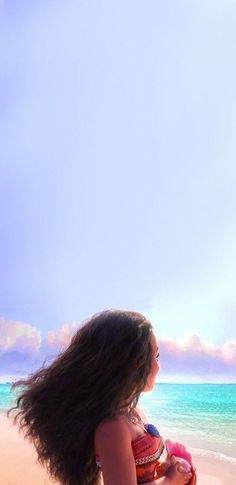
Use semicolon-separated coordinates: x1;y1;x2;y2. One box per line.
1;380;236;385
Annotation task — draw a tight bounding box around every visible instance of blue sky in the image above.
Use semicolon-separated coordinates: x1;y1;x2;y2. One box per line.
0;1;236;380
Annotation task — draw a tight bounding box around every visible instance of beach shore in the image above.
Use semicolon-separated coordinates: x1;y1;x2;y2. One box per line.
0;413;234;485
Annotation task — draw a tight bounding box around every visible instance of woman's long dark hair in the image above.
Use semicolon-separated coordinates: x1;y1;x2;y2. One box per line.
7;309;153;485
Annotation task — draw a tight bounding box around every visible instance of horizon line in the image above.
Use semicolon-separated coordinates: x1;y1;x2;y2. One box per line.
1;380;235;385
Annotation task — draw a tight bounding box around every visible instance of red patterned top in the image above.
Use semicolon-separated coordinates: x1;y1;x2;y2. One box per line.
132;429;165;484
96;424;166;484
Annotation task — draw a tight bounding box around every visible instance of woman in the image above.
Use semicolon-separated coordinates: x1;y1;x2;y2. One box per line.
8;309;195;484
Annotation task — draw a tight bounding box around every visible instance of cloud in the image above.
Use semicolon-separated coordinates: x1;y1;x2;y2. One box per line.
0;317;41;352
0;318;44;377
0;319;79;380
46;321;78;349
159;332;236;376
44;324;236;377
221;339;236;366
0;319;235;381
0;350;43;377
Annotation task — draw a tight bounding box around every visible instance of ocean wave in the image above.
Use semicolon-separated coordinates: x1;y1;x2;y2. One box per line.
189;446;236;467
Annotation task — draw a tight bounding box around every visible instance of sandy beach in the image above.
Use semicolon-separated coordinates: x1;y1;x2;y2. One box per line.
0;413;59;485
0;413;234;485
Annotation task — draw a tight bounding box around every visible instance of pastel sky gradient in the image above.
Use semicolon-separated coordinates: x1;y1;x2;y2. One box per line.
0;1;236;381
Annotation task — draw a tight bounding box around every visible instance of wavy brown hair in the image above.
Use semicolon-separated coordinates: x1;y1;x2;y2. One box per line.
7;309;153;485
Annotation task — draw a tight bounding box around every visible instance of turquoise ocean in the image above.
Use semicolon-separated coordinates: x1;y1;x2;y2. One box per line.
140;383;236;458
1;382;236;463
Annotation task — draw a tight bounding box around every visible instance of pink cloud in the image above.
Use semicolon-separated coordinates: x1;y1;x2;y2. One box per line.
44;323;236;377
45;324;236;375
46;321;78;349
159;332;236;375
158;335;181;355
221;340;236;366
0;317;41;352
0;318;235;381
